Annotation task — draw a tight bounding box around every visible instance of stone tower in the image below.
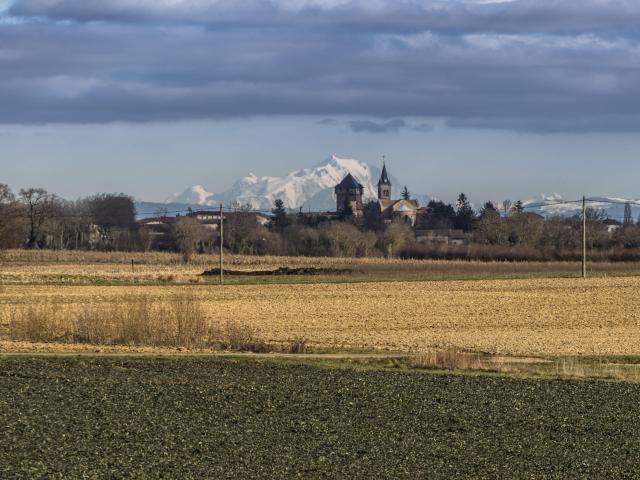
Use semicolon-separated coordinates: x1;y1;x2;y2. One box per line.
377;162;392;201
335;173;364;215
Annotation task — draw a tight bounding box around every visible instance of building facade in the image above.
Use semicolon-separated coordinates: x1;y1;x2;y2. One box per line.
376;163;419;226
377;163;391;201
335;173;365;216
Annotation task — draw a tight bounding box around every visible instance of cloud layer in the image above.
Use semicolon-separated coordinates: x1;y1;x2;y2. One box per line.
3;0;640;132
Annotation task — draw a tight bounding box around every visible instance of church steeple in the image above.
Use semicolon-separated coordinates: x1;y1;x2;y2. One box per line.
377;159;391;201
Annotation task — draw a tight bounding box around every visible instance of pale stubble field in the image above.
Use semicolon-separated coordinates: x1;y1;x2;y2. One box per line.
2;275;640;356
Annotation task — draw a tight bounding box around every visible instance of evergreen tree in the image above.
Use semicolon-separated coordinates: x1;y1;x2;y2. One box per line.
479;201;499;219
624;202;633;226
454;193;475;232
363;200;384;231
401;186;410;200
512;200;524;214
271;199;290;230
420;200;456;229
475;202;505;244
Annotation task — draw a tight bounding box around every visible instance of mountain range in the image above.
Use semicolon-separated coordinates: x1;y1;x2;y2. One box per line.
524;196;640;222
135;155;640;222
164;155;409;212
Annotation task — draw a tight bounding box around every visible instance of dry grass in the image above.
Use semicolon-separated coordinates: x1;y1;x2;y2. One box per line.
4;293;312;354
410;348;640;381
216;320;270;353
411;348;486;370
3;276;640;356
550;358;640;381
5;295;281;352
8;295;211;348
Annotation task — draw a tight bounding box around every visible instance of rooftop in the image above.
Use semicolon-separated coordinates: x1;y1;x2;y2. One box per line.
377;163;391;186
335;173;364;190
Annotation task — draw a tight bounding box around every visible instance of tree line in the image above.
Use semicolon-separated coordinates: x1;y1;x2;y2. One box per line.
181;196;640;262
0;185;139;251
3;183;640;262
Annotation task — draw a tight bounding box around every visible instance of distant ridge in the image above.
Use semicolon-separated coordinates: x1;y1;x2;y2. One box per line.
525;195;640;221
164;155;404;211
139;156;640;221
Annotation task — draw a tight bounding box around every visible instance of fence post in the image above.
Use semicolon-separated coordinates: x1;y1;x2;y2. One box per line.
220;204;224;286
582;196;587;278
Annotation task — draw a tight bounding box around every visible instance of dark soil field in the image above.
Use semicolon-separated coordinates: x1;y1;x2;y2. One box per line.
1;356;640;479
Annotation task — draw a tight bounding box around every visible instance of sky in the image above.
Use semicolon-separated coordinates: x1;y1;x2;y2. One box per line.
2;0;640;204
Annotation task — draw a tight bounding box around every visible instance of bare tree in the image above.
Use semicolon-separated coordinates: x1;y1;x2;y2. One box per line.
319;222;377;257
173;217;206;263
20;188;55;248
624;202;633;226
382;220;414;258
0;184;14;204
85;193;138;250
226;203;266;255
154;206;169;219
501;199;512;216
0;184;23;249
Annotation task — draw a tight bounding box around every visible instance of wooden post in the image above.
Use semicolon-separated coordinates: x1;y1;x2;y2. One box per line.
131;259;134;274
582;196;587;279
219;204;224;286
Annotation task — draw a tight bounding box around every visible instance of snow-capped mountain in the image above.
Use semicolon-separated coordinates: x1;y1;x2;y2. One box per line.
166;155;404;211
167;185;214;205
524;194;640;220
148;164;638;221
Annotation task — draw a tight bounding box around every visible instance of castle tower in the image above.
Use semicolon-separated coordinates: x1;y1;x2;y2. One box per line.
377;162;392;201
335;173;364;215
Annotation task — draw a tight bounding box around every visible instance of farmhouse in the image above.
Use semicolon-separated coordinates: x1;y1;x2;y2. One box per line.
603;218;622;235
415;228;467;245
187;210;270;229
137;210;270;251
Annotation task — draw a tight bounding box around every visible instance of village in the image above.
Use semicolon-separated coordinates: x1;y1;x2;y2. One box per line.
139;163;469;253
135;163;634;260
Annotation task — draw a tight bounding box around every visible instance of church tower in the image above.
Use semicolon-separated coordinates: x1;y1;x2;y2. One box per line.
377;162;392;201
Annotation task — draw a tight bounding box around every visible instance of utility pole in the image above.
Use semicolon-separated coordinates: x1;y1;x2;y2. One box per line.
219;204;224;286
582;195;587;278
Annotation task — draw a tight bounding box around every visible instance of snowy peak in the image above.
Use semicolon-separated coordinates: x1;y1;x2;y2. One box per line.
239;173;259;186
327;154;371;180
165;155;403;211
166;184;213;205
525;194;640;220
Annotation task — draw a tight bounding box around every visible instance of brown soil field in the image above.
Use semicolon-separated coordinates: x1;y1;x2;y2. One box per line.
2;277;640;356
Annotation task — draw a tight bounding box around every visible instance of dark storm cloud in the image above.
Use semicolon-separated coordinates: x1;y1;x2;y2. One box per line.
10;0;640;36
349;119;432;134
3;0;640;132
350;119;407;134
447;115;640;134
317;118;338;125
